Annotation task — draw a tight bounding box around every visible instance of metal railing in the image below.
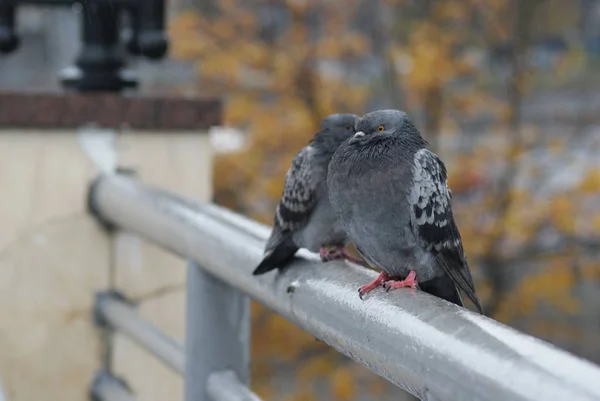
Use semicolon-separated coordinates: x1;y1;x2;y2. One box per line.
90;371;135;401
87;173;600;401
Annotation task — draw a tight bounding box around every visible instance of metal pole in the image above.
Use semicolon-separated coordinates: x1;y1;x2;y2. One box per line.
185;262;250;401
125;0;168;59
62;0;137;91
207;371;262;401
0;0;19;53
95;292;185;374
93;290;264;400
136;0;168;59
1;0;169;89
90;371;135;401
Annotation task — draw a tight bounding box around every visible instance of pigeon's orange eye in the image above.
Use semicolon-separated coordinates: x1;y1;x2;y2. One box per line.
377;125;385;132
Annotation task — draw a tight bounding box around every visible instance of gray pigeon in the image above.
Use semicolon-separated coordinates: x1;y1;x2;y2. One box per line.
253;113;363;275
327;109;484;313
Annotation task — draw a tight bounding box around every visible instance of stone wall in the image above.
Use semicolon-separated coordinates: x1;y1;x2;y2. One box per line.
0;92;220;401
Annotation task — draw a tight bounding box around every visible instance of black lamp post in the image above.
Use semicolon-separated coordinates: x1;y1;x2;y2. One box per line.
0;0;169;92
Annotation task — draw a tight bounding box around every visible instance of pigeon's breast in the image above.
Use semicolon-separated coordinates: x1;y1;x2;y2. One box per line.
350;210;440;280
338;150;415;272
328;139;441;280
348;198;414;276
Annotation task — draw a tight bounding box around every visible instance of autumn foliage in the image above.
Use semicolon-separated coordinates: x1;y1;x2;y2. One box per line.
170;0;600;398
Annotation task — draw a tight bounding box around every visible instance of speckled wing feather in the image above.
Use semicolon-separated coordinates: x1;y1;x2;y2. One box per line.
407;148;483;313
264;145;320;251
253;145;321;276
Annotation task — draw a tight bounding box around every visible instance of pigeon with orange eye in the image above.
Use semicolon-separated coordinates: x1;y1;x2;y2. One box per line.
327;109;484;314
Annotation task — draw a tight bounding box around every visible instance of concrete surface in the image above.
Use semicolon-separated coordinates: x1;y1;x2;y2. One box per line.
0;130;213;401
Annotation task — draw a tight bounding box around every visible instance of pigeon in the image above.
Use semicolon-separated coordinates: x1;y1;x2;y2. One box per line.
252;113;364;276
327;109;484;313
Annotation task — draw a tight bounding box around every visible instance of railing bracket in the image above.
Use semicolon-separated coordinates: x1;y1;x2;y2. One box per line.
87;174;117;232
89;370;134;401
94;290;136;329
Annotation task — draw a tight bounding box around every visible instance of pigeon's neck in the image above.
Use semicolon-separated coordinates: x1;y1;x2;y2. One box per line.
384;132;428;156
312;129;351;156
399;119;429;149
406;135;429;153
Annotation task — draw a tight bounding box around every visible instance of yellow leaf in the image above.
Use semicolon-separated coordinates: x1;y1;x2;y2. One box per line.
547;138;565;154
331;367;357;401
594;215;600;232
578;169;600;193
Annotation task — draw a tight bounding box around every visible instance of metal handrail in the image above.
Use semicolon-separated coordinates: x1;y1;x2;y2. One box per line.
93;291;261;401
95;293;185;374
207;371;263;401
90;371;135;401
87;173;600;401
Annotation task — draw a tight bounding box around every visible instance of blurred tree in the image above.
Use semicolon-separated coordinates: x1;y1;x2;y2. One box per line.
171;0;370;220
476;0;548;316
170;0;600;398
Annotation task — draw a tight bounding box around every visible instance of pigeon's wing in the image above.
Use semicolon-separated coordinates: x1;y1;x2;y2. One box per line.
273;145;320;237
253;145;320;275
407;148;484;314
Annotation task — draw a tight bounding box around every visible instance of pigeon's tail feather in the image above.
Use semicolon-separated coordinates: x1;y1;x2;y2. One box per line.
435;253;484;314
419;274;464;308
252;238;299;276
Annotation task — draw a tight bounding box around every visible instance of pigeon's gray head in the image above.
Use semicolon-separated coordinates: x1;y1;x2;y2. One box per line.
312;113;359;152
321;113;359;132
354;109;416;138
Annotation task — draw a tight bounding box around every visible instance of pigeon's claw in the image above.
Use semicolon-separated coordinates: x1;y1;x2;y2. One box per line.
383;270;418;292
319;246;343;262
320;245;366;266
358;271;390;300
339;247;366;265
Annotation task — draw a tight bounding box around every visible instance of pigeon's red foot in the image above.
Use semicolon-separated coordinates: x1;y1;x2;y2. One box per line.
358;271;390;300
319;246;342;262
382;270;418;292
319;246;364;265
339;247;365;265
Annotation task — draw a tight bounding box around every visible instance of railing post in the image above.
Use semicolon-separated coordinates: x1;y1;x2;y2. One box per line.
185;262;251;401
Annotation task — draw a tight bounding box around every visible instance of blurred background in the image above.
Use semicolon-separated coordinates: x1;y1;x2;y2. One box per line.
1;0;600;400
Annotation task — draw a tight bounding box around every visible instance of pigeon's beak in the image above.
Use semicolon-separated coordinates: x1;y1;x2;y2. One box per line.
353;131;365;139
